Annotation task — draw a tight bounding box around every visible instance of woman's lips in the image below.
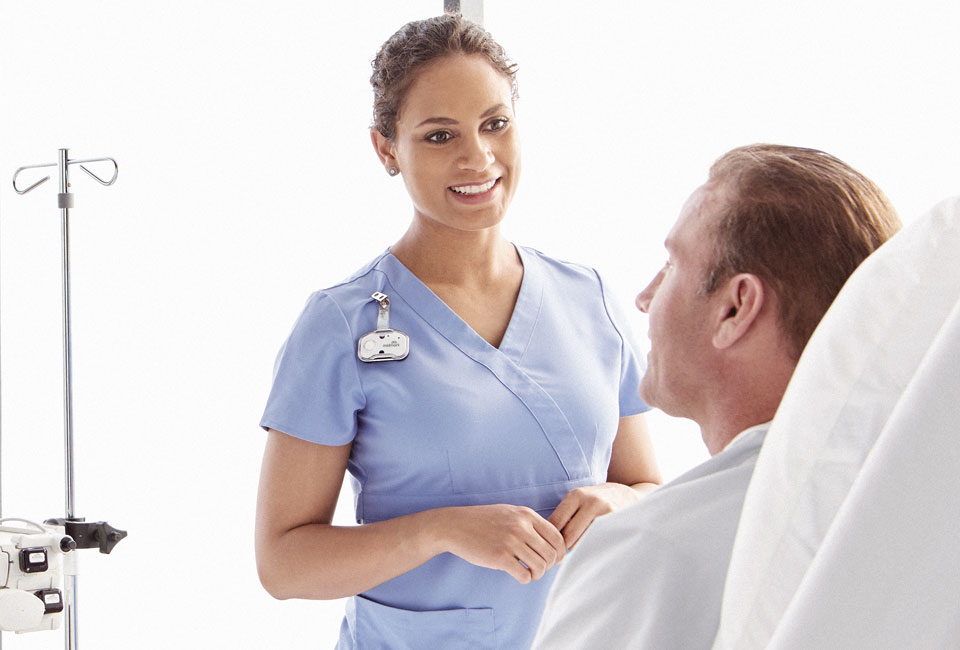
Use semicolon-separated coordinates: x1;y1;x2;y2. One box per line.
448;178;501;202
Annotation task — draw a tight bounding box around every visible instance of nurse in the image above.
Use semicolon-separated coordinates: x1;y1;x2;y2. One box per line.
255;13;661;650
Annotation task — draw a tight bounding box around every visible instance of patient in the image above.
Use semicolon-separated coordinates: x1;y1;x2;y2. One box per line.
532;144;902;650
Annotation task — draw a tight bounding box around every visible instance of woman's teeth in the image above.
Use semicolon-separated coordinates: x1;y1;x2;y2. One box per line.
451;179;497;195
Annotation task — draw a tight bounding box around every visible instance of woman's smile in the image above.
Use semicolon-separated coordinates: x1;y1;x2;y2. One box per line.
448;177;501;203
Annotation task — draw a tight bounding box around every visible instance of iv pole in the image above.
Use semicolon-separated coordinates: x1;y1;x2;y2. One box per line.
444;0;483;24
9;149;126;650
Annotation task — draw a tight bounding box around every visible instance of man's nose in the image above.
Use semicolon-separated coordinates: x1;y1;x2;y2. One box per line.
636;272;662;313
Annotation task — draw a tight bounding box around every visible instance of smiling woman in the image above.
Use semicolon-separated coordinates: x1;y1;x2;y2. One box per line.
254;12;661;650
374;54;521;240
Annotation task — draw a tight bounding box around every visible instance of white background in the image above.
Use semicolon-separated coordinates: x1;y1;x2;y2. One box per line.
0;1;957;648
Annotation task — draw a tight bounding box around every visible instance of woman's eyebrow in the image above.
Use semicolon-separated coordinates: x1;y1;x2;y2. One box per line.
480;103;509;119
415;116;458;128
414;104;509;129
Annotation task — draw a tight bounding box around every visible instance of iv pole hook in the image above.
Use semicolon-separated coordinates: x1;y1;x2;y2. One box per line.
12;157;119;195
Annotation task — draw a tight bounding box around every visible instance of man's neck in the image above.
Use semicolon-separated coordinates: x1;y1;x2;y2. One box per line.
698;384;786;456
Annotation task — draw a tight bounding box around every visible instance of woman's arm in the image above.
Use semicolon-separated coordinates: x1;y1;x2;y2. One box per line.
548;413;662;549
255;428;566;600
606;411;662;492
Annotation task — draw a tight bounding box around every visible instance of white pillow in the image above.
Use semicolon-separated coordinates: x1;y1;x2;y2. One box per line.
713;196;960;650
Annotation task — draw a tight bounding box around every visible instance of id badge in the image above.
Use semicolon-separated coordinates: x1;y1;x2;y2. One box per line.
357;292;410;362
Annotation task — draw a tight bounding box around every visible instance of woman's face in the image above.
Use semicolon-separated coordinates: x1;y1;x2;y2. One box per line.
376;54;520;233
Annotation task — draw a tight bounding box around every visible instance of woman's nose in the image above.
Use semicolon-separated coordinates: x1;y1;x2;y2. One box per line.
458;135;494;172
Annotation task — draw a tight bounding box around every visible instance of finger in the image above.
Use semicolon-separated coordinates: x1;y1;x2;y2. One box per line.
532;514;567;563
547;495;580;531
499;550;532;584
523;524;561;571
559;509;596;550
515;544;549;582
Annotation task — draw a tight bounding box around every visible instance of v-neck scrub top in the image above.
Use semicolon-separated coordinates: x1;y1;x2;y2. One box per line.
261;245;650;650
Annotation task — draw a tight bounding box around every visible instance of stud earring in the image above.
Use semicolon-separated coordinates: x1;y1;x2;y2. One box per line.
388;166;399;176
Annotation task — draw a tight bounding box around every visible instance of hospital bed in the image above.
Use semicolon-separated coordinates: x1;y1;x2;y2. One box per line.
713;196;960;649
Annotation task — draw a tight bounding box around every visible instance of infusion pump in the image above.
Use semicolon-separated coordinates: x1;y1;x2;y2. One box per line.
0;519;75;633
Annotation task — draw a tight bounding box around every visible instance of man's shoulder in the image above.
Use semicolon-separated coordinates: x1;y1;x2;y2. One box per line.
536;432;766;650
590;424;767;547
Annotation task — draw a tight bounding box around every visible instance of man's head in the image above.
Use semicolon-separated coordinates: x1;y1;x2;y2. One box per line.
637;144;902;453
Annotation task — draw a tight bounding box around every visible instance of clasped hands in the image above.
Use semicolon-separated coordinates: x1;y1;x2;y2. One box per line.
443;482;640;584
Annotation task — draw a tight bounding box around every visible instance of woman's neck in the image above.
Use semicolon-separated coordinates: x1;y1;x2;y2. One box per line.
390;216;519;288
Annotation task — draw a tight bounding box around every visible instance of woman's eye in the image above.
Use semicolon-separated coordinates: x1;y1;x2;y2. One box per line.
485;117;509;132
426;131;452;144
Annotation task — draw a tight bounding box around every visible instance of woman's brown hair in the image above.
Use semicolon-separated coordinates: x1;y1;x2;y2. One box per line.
370;14;518;140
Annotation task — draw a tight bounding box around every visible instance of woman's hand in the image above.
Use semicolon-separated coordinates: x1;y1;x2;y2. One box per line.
435;505;567;584
545;413;663;551
548;483;642;550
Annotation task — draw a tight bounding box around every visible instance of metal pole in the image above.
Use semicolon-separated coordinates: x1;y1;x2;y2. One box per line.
443;0;483;25
59;148;77;520
65;575;78;650
1;131;4;650
58;148;80;650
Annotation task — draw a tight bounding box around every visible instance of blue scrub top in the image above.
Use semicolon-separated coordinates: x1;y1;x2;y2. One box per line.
261;245;649;650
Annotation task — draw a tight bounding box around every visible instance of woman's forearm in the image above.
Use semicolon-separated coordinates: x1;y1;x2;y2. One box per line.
257;508;445;601
630;481;660;497
257;502;566;599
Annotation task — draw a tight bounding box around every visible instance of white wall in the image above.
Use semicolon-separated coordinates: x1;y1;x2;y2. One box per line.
0;1;956;648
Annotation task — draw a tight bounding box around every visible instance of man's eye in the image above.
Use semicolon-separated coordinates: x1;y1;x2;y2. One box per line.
426;131;452;143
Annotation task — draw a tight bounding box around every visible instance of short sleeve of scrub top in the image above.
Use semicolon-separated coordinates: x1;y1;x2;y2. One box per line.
261;292;365;445
260;246;649;650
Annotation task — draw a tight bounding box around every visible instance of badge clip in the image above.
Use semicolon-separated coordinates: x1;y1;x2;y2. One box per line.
357;292;410;362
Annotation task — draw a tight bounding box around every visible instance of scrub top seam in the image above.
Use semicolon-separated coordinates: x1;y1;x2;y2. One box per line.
258;420;330;445
325;249;391;292
494;358;587;479
595;269;652;417
320;291;370;408
325;268;401;501
361;475;597;498
594;269;627;367
511;247;544;366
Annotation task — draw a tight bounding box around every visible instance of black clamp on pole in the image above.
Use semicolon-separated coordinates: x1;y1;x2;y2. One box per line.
44;518;127;555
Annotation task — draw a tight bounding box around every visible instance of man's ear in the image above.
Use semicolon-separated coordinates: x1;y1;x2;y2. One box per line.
370;129;397;171
712;273;765;350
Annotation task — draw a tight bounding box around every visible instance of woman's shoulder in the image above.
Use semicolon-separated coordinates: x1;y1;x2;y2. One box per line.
518;245;637;339
517;245;606;293
294;251;395;329
308;250;394;300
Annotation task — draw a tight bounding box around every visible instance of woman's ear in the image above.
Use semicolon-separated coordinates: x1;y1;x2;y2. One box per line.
370;129;397;171
712;273;765;349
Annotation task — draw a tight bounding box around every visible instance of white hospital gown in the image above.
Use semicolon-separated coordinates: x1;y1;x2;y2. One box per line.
532;423;768;650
